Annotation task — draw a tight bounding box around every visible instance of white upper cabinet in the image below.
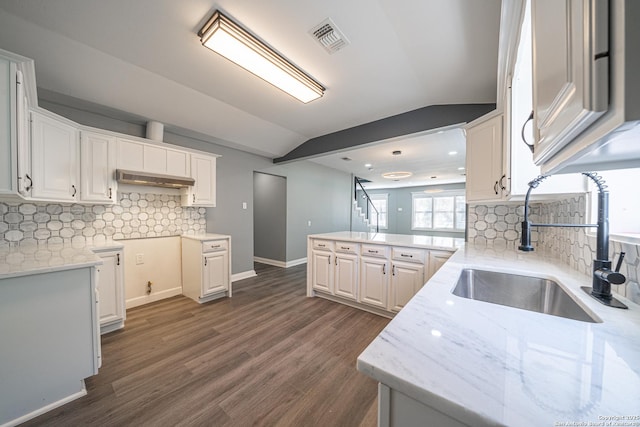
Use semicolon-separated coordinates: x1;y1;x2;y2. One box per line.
465;112;505;202
30;110;80;201
81;131;116;203
0;56;16;195
532;0;609;165
117;138;190;177
182;153;216;207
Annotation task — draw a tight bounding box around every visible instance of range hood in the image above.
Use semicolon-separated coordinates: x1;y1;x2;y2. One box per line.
116;169;195;189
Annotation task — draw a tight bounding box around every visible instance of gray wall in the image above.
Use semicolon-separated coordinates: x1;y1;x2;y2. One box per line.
253;172;286;262
259;162;352;261
358;183;466;238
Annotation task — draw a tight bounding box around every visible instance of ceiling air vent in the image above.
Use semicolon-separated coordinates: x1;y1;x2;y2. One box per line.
309;18;349;54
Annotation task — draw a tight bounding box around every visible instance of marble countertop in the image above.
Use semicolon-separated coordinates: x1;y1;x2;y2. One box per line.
181;233;230;241
357;244;640;426
309;231;464;251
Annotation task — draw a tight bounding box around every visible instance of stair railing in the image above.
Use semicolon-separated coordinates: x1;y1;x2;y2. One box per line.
354;176;379;233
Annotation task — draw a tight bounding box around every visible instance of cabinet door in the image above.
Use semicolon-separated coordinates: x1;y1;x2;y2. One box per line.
81;131;116;203
465;114;504;202
117;138;144;171
96;251;125;329
359;257;389;309
334;253;358;300
166;149;189;177
191;154;216;206
427;251;452;281
203;251;229;295
389;262;424;312
311;250;333;293
16;73;30;197
0;58;16;195
31;111;79;201
532;0;608;164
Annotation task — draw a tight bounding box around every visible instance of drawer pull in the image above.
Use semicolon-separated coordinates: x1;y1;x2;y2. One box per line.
368;250;378;254
341;246;349;250
318;243;326;247
211;245;220;248
401;254;413;258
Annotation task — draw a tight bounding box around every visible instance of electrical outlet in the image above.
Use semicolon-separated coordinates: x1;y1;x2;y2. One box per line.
136;253;144;265
242;202;247;210
308;220;312;227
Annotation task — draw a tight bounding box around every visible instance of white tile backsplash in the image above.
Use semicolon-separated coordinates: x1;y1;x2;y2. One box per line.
0;192;206;248
468;194;640;304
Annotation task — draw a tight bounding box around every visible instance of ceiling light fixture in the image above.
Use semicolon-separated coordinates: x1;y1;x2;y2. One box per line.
199;11;325;103
382;171;412;180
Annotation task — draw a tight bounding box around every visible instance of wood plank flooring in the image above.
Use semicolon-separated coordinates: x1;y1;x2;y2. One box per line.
23;263;389;426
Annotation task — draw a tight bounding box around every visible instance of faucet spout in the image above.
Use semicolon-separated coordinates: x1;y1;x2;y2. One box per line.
518;173;627;309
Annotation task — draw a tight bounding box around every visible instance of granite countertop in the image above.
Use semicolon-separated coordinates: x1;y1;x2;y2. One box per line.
309;231;465;251
181;233;231;241
357;244;640;426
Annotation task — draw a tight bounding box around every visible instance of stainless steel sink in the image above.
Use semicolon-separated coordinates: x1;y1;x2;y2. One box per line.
452;269;601;323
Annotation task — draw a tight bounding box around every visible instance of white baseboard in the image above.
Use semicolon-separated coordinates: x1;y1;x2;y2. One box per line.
253;256;307;268
232;270;257;282
3;383;87;427
125;286;183;309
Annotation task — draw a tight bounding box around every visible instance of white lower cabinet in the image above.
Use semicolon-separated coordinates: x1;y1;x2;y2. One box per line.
359;256;389;309
334;253;358;300
182;235;232;303
308;237;455;316
94;248;125;334
389;261;424;312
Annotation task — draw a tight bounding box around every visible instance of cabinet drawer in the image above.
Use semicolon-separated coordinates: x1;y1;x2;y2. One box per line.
312;240;334;251
202;240;228;253
391;247;425;264
361;244;388;258
335;241;358;254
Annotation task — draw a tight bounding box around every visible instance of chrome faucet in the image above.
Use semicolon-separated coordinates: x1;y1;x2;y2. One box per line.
518;173;627;309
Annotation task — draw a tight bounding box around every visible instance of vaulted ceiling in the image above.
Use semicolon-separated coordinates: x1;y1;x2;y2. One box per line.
0;0;501;161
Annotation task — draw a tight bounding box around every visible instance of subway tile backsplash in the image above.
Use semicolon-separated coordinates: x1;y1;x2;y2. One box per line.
469;194;640;304
0;192;206;248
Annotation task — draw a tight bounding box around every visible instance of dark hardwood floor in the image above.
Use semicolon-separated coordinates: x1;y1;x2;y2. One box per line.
23;263;389;426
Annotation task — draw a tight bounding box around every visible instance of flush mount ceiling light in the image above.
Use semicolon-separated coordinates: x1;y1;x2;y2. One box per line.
199;10;325;103
382;171;412;180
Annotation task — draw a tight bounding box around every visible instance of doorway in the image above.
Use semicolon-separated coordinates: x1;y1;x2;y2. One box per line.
253;172;287;266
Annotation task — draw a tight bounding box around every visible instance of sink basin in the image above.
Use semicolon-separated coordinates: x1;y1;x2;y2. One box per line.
452;269;601;323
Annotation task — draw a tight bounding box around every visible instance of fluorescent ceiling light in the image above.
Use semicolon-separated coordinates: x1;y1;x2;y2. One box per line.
200;11;325;103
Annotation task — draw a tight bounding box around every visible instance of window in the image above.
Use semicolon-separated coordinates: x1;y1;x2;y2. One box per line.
369;193;388;229
588;168;640;240
412;191;465;231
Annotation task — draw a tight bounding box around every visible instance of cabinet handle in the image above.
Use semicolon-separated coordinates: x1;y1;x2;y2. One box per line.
341;246;349;250
368;250;378;254
117;253;120;266
401;254;413;258
193;194;196;203
383;264;386;275
392;265;396;276
335;257;337;265
499;174;506;191
108;187;113;199
318;244;325;247
204;258;207;266
521;110;535;153
493;181;499;195
72;185;77;197
328;256;331;265
25;173;33;191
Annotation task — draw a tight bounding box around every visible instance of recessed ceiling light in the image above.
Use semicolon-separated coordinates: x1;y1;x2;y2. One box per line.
364;163;372;168
392;150;402;156
448;151;458;155
458;167;465;170
382;171;412;179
